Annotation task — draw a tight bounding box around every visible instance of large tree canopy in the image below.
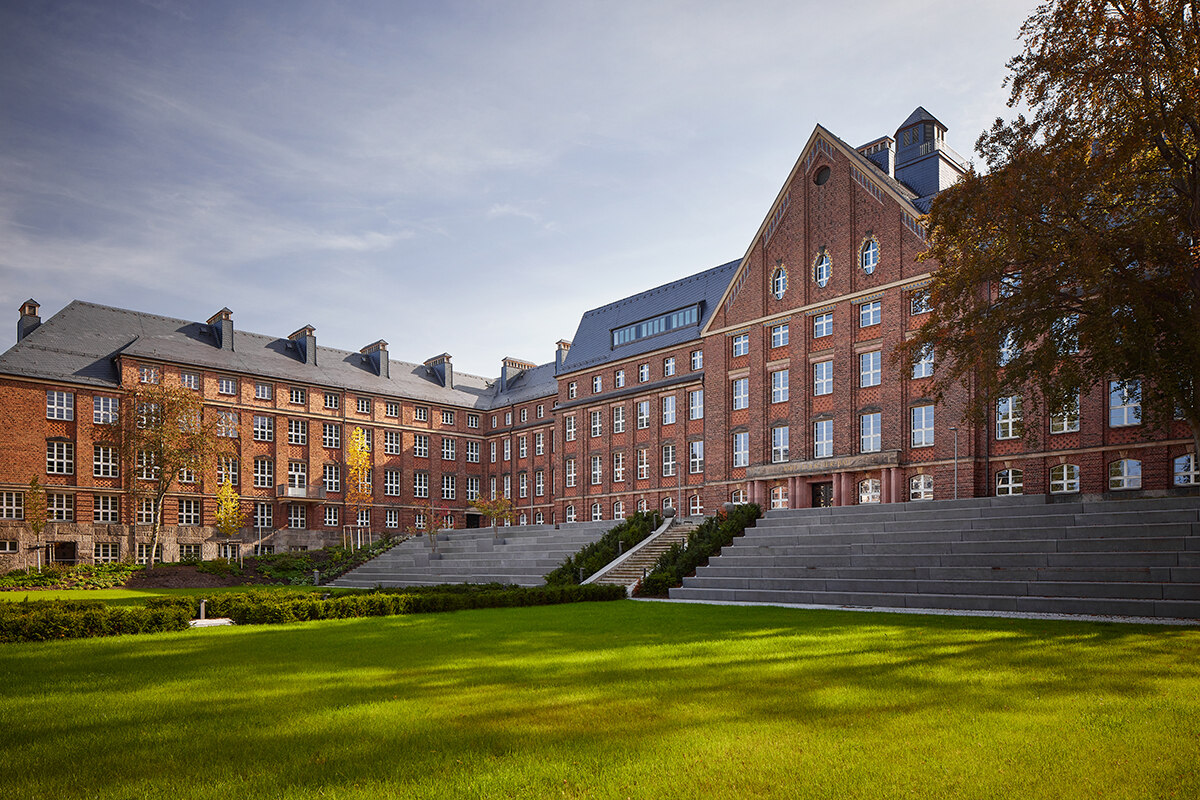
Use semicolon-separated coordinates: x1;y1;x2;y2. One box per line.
903;0;1200;455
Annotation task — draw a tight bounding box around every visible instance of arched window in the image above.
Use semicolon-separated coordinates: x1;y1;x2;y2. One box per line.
1049;464;1080;494
860;239;879;274
996;469;1024;496
591;502;602;521
689;495;703;516
637;498;648;513
730;488;747;504
1109;459;1141;490
535;511;544;525
613;500;625;520
771;267;787;300
662;496;674;511
1174;453;1198;486
565;504;576;523
770;486;788;509
909;474;933;501
858;479;881;504
813;253;831;288
519;513;527;526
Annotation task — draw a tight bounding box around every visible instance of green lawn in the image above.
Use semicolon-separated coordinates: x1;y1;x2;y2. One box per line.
2;601;1197;799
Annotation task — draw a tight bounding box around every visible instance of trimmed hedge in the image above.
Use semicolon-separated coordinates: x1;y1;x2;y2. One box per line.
0;563;143;591
0;600;191;643
634;504;761;597
543;512;663;585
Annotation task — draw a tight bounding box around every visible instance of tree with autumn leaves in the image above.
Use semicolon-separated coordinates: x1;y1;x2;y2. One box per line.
344;426;372;546
471;495;516;540
902;0;1200;459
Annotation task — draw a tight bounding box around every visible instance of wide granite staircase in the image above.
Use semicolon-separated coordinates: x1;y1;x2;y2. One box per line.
670;495;1200;619
329;521;611;588
590;518;701;590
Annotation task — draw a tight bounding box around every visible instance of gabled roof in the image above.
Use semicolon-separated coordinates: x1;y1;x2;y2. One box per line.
558;259;740;374
0;300;533;410
897;106;943;131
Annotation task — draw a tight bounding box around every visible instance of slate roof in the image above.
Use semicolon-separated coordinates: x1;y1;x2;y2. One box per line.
558;259;740;374
0;300;553;410
897;106;943;131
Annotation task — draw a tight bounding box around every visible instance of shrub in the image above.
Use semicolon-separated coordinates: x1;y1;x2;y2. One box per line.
544;512;663;585
634;504;761;597
0;599;190;643
0;563;143;591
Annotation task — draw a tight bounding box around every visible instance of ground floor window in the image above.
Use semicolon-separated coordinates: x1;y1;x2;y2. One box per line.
136;543;163;564
591;502;602;521
218;542;239;560
179;543;201;560
93;542;119;563
48;493;74;522
0;540;19;553
1109;459;1141;490
289;545;309;552
385;509;399;528
613;500;624;520
770;486;787;509
1050;463;1080;494
565;505;576;523
858;479;881;504
535;511;544;525
909;474;933;501
996;469;1024;496
1174;453;1198;486
730;489;747;504
93;495;119;523
689;495;703;516
288;505;306;529
662;497;674;511
254;545;274;556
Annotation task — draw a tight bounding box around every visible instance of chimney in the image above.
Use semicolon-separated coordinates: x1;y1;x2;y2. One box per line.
361;340;389;378
289;325;317;366
555;340;572;374
17;299;40;342
424;353;453;389
206;308;234;351
499;357;536;393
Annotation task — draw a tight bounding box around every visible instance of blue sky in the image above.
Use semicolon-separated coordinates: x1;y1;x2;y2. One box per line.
0;0;1039;378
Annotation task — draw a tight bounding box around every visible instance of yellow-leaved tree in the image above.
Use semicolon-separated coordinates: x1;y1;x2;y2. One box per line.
344;426;372;547
26;476;47;571
214;476;245;539
471;495;516;540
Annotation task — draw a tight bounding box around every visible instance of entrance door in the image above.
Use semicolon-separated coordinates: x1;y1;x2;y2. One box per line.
811;482;834;508
49;541;77;565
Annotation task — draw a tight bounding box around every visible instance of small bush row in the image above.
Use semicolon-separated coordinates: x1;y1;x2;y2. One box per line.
0;563;143;591
634;504;761;597
0;600;191;643
543;512;663;585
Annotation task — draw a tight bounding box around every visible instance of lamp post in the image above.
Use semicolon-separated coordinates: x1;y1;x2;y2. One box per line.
949;426;959;500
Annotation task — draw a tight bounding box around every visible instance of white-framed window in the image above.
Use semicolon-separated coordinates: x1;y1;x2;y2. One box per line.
813;361;832;396
1050;395;1081;434
360;509;372;528
414;472;429;498
771;370;789;403
536;404;544;418
691;350;703;371
662;395;676;425
534;432;544;455
322;423;341;450
689;440;704;473
590;502;602;522
637;448;649;479
636;401;650;429
911;405;934;447
1109;459;1142;490
136;497;157;525
93;445;118;478
566;458;577;487
139;366;159;384
46;441;73;475
383;469;401;496
732;432;749;468
591;410;602;437
289;387;306;405
1109;380;1142;427
910;289;931;315
443;437;457;460
414;406;428;421
178;466;196;484
414;434;429;458
858;479;881;504
730;489;747;505
637;499;648;513
661;444;676;477
813;419;833;458
770;324;788;348
93;541;120;562
664;357;676;377
321;506;338;529
253;415;274;442
663;497;675;512
565;416;576;441
218;376;236;395
591;455;603;485
813;253;831;287
255;383;273;401
813;313;833;338
93;396;118;425
466;440;480;463
1050;464;1080;494
467;476;480;501
216;456;239;486
178;498;201;526
436;409;452;427
136;450;159;481
466;412;478;428
770;486;788;509
689;389;704;420
503;474;511;499
287;419;307;445
592;376;602;393
324;392;339;410
93;495;119;524
732;378;749;410
612;501;624;521
912;345;934;379
1174;453;1199;486
568;382;578;399
997;396;1023;439
442;474;456;500
323;463;341;493
354;397;370;415
996;469;1024;496
503;439;511;461
861;239;879;274
860;351;881;387
287;461;307;489
613;452;625;482
535;470;545;496
46;390;74;421
253;458;273;488
520;408;527;423
732;334;749;357
638;364;649;382
608;406;623;434
771;267;787;299
384;509;399;529
861;413;881;453
137;543;163;564
859;301;881;328
686;495;701;516
414;512;426;530
383;430;401;455
771;426;789;463
910;474;934;501
288;505;306;530
0;492;24;520
565;505;576;523
615;370;625;388
216;410;239;438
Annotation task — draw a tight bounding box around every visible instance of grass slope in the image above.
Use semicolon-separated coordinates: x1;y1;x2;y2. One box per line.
2;602;1198;799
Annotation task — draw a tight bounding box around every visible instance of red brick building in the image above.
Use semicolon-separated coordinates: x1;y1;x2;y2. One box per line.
1;109;1196;568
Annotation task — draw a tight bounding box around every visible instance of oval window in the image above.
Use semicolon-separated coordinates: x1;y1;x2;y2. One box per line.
814;166;831;186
